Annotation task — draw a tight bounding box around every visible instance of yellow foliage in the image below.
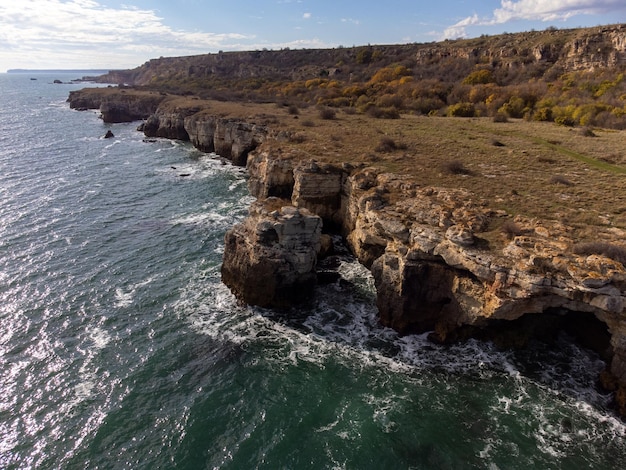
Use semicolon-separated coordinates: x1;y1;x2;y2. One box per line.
462;69;494;85
342;85;366;97
369;66;412;84
305;78;326;89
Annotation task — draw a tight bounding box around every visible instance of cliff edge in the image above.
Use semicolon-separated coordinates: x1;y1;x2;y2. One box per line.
68;84;626;417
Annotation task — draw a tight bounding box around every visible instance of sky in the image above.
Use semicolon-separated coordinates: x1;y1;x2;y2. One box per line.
1;0;625;72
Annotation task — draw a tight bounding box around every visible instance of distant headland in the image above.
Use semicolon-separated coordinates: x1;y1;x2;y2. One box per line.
6;69;111;74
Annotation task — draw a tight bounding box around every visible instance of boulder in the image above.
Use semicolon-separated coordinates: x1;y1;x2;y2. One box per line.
221;198;322;308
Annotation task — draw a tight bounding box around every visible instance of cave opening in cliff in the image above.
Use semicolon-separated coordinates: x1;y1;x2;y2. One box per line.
472;308;613;362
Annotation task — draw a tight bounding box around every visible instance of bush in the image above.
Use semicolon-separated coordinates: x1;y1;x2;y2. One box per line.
500;220;523;239
463;69;495;85
555;116;576;126
318;107;336;120
493;112;508;123
375;137;407;153
376;93;404;109
442;160;472;175
367;106;401;119
550;175;573;186
447;102;476;117
356;48;373;64
579;126;596;137
532;107;553;122
573;242;626;266
499;96;526;118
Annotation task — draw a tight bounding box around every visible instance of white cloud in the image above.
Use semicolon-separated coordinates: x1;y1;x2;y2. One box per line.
341;18;361;26
443;0;625;38
0;0;253;70
303;12;312;19
492;0;623;23
443;14;480;39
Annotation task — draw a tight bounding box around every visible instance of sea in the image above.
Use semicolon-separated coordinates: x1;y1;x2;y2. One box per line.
0;72;625;469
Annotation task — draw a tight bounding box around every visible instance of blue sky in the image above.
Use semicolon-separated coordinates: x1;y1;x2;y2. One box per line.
1;0;625;72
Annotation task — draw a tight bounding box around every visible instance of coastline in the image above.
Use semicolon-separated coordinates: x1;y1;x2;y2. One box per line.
67;87;626;418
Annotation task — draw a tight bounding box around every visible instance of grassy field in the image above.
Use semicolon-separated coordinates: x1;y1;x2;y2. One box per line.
228;102;626;242
84;90;625;244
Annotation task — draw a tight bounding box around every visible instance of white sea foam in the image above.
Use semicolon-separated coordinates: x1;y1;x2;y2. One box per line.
114;277;154;308
114;287;134;308
177;244;626;462
88;326;111;350
170;211;231;228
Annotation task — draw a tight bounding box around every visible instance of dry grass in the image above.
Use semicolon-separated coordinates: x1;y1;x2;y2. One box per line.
273;109;626;240
573;242;626;266
131;94;626;242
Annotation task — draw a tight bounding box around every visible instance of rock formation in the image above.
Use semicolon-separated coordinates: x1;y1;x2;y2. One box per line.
67;91;269;166
67;88;626;417
236;142;626;416
221;198;322;307
67;88;165;122
92;24;626;88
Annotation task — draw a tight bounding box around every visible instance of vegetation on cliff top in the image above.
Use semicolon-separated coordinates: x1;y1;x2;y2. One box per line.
99;24;626;130
82;23;626;242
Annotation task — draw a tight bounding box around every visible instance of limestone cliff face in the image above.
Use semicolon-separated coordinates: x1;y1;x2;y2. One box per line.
68;90;268;166
221;198;322;307
95;24;626;88
237;143;626;404
415;25;626;71
67;89;165;123
143;107;268;166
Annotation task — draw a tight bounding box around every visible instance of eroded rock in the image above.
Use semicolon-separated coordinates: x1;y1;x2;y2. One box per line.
221;198;322;308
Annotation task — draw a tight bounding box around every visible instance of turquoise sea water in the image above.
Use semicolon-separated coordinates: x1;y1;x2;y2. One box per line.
0;73;625;469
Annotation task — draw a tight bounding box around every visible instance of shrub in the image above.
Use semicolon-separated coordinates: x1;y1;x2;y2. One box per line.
321;97;352;107
463;69;495;85
579;126;596;137
555;116;576;126
447;102;476;117
500;220;523;239
442;160;472;175
499;96;526;118
288;133;307;143
493;112;508;123
369;65;412;84
367;106;401;119
573;242;626;266
376;93;404;109
375;137;407;153
318;107;336;120
532;107;553;122
356;48;373;64
287;105;300;115
550;175;573;186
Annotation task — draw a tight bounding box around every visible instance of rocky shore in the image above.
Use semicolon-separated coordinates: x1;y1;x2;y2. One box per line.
68;88;626;417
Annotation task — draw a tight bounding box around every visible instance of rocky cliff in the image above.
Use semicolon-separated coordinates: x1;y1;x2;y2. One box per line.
68;90;269;166
67;88;166;122
68;87;626;417
225;144;626;416
94;24;626;88
221;199;322;307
